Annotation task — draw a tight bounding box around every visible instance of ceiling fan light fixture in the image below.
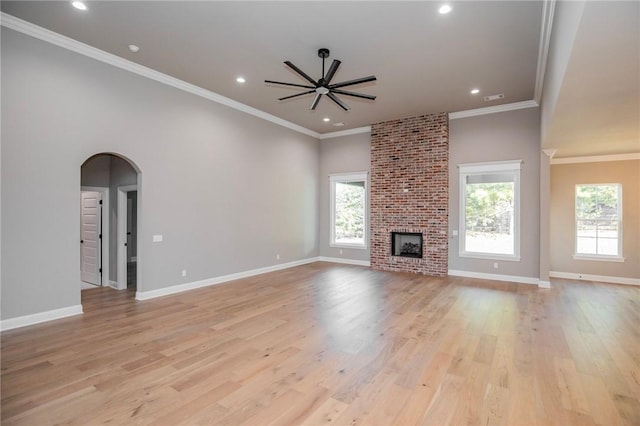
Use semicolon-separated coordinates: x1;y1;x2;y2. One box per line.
265;48;376;112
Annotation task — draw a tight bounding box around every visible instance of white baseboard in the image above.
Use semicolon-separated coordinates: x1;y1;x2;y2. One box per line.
318;256;371;267
108;280;119;289
549;271;640;286
135;257;320;301
448;269;540;286
1;305;83;332
538;280;552;289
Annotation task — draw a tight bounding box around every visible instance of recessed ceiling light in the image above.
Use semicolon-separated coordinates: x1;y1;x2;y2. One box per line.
236;77;246;84
470;88;480;94
323;117;330;122
439;4;452;14
71;1;87;11
128;44;140;53
333;122;346;127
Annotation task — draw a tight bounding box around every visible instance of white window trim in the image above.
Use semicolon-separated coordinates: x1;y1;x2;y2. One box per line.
458;160;522;261
330;171;368;250
574;183;623;261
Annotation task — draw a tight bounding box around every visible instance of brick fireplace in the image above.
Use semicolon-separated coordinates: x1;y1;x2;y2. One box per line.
370;113;449;276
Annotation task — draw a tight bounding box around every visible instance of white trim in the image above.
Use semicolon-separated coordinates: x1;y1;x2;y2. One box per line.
0;12;319;139
538;280;551;289
534;0;556;104
574;183;623;259
549;271;640;286
318;257;371;267
80;186;109;287
458;160;521;260
449;100;538;120
1;305;83;332
457;160;522;174
551;153;640;164
573;254;624;263
108;280;119;289
135;257;319;301
117;185;138;291
448;269;539;285
329;172;369;250
319;126;371;140
542;149;557;159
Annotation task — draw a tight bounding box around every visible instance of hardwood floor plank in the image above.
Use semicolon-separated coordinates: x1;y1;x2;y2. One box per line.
1;265;638;425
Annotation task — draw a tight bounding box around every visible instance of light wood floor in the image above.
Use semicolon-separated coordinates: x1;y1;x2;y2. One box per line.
2;263;639;425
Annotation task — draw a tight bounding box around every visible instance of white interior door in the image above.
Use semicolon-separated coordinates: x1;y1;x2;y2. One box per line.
81;191;101;285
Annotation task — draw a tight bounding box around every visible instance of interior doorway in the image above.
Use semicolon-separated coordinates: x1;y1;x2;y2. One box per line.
117;185;138;291
80;153;140;295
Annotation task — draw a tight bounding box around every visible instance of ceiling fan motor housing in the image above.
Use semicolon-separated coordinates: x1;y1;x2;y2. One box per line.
265;48;376;111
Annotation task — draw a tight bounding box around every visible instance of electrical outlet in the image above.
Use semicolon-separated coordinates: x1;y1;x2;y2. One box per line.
181;269;187;277
276;254;280;260
339;249;343;255
493;262;498;269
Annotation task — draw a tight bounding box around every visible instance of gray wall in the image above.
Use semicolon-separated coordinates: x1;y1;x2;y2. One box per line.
318;132;371;262
449;107;541;279
1;28;319;320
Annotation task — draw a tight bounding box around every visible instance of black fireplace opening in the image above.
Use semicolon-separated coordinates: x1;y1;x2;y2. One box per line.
391;232;423;258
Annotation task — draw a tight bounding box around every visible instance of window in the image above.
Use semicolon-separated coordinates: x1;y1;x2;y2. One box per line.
330;172;368;249
459;160;521;260
575;184;622;260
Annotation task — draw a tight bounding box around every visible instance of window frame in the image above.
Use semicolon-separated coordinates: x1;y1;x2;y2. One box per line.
458;160;522;261
329;171;368;250
574;183;623;262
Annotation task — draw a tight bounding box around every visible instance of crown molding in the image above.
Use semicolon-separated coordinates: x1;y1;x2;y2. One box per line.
449;100;539;120
319;126;372;140
1;12;320;139
551;153;640;164
534;0;556;104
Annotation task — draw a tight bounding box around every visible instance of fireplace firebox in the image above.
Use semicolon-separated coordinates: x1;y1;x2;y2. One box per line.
391;232;423;258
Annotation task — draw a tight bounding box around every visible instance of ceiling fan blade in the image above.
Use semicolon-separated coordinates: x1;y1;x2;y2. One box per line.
331;88;376;100
324;60;341;84
310;93;322;110
327;93;350;111
265;80;315;89
284;61;318;86
330;75;377;89
278;90;316;101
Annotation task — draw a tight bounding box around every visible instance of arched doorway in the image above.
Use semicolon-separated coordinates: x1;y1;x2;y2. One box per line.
80;153;141;296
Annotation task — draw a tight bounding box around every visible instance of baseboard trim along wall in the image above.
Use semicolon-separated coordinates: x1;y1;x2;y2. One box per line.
0;305;84;332
448;269;541;286
318;257;371;267
549;271;640;286
135;257;320;301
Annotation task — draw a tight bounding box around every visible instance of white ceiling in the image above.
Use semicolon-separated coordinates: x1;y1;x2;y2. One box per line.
1;1;638;157
543;1;639;157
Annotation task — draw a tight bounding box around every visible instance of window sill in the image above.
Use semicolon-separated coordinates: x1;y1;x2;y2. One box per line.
573;254;624;263
330;243;368;250
459;252;521;262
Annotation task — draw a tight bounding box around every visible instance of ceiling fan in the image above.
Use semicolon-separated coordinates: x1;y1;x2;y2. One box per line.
265;48;376;111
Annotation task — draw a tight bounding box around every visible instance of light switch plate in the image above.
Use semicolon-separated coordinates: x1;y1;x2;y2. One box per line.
153;235;163;242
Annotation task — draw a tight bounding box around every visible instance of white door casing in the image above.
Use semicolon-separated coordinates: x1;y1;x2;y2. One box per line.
117;185;138;290
80;191;101;285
